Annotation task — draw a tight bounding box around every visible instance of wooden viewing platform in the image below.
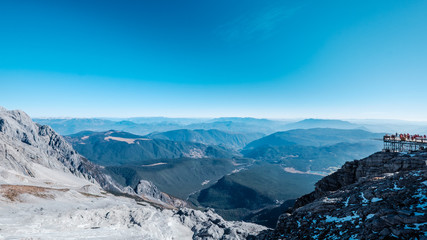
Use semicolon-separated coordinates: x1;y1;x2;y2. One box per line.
383;134;427;152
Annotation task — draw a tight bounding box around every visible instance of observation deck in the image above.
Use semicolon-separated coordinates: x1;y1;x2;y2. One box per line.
383;134;427;152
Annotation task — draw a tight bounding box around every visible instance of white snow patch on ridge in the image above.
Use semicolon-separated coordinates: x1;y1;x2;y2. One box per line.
283;167;327;176
104;136;151;144
141;162;167;167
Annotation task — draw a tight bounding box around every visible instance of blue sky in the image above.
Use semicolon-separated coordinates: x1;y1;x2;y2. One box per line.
1;0;426;120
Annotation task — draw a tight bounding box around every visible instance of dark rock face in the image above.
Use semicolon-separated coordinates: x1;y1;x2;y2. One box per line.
259;151;427;240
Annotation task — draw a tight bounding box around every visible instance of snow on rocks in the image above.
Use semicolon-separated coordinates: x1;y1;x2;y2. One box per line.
0;189;193;240
174;208;266;240
258;151;427;240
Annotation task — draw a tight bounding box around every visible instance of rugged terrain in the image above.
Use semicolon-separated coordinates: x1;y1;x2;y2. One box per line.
258;151;427;239
0;107;266;239
65;130;254;200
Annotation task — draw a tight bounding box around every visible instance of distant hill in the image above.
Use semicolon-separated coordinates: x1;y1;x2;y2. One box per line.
146;129;264;150
65;130;234;166
243;142;381;173
186;120;281;135
106;157;254;200
244;128;382;149
189;163;321;222
242;128;383;173
283;118;364;130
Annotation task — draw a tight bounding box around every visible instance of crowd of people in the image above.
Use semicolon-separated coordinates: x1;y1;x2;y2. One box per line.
384;133;427;141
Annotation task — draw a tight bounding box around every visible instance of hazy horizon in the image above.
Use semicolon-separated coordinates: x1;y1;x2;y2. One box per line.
29;113;427;125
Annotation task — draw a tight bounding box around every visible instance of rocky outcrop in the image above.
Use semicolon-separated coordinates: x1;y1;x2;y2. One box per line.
174;208;266;240
294;152;427;208
259;151;427;240
0;107;121;191
135;180;187;208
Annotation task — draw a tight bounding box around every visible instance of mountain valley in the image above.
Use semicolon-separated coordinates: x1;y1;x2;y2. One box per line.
1;106;425;239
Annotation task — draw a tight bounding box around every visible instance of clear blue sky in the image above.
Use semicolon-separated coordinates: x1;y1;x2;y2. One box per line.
1;0;426;120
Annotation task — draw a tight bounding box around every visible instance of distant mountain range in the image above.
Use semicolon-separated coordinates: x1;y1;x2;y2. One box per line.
189;128;383;224
34;118;183;136
31;117;373;136
65;130;234;166
146;129;264;150
242;128;383;173
63;127;385;226
244;128;382;149
65;130;255;199
34;117;427;138
282;119;365;130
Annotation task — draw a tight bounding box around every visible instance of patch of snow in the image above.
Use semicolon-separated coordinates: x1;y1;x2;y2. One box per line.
104;136;151;144
184;148;205;158
349;234;358;240
393;183;404;190
322;197;340;204
360;192;369;205
141;162;167;167
371;197;383;203
231;168;243;174
413;188;427;210
325;211;360;223
283;167;327;176
343;197;350;207
404;222;427;230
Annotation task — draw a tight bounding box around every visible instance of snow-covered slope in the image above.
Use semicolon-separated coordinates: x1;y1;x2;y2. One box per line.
0;186;193;239
0;107;266;239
